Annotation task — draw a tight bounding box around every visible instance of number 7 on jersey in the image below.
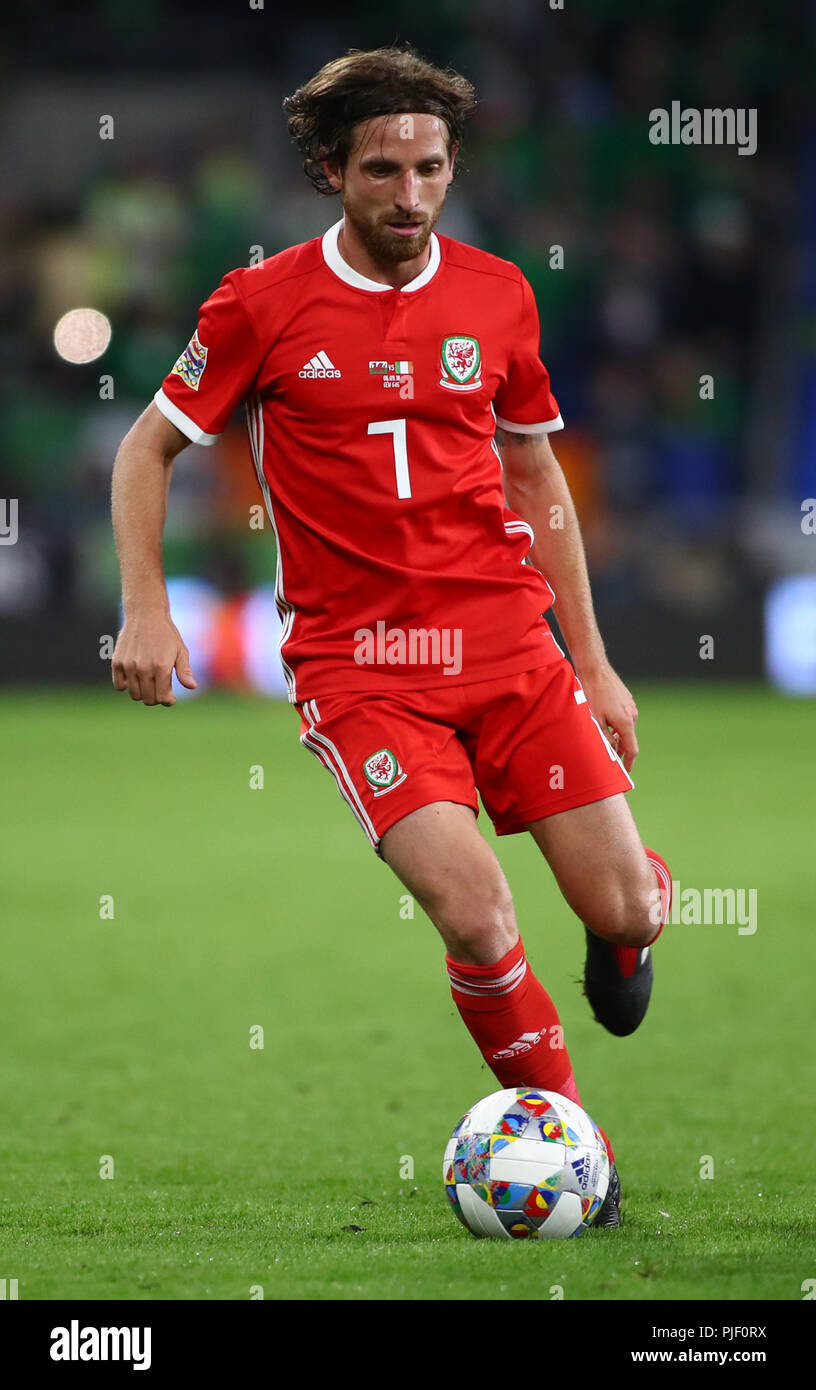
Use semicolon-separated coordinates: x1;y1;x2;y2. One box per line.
368;418;411;499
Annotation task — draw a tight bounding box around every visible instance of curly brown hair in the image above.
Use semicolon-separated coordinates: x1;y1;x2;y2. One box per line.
283;43;476;196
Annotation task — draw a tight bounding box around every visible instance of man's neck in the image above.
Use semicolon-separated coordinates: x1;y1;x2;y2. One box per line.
337;221;430;290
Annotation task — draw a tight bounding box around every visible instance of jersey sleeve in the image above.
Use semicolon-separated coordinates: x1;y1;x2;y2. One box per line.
153;272;263;446
493;274;564;434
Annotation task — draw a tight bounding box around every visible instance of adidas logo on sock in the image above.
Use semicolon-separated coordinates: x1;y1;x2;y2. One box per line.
298;350;341;379
492;1029;545;1060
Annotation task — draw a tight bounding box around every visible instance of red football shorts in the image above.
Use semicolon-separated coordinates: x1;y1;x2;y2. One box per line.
295;658;634;855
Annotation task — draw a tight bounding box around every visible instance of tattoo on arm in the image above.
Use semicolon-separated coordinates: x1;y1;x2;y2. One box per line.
495;428;540;449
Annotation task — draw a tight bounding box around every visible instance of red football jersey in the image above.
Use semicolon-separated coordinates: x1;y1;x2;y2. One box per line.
155;217;566;702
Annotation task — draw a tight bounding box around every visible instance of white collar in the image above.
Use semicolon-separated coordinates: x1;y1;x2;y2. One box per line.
321;217;440;292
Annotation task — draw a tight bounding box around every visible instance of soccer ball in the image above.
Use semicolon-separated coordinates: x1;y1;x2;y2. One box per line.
443;1087;610;1238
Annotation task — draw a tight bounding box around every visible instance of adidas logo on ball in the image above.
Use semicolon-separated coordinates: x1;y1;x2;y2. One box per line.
571;1154;593;1191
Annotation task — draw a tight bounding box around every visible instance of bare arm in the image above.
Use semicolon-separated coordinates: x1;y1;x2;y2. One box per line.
110;402;198;707
496;427;639;770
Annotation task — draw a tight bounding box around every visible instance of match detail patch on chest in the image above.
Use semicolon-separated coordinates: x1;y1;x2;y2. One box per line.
369;359;414;389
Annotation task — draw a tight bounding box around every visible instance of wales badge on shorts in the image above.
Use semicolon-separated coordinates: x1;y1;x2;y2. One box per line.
363;748;407;797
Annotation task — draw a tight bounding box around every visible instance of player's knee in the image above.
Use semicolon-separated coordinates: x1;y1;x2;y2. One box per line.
431;880;518;963
584;879;657;948
423;873;512;931
444;921;519;964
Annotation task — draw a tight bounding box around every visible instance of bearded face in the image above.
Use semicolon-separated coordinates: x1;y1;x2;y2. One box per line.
343;202;438;265
324;112;456;271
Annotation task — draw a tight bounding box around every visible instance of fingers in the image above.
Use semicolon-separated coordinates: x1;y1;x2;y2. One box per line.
111;657;142;703
111;625;193;707
111;661;129;694
581;669;640;772
175;646;198;691
141;672;160;706
614;720;639;772
123;668;142;703
112;660;174;706
604;713;638;772
154;664;177;707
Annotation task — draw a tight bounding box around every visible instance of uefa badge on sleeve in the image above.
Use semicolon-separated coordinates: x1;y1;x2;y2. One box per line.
439;335;482;391
363;748;407;797
171;331;209;390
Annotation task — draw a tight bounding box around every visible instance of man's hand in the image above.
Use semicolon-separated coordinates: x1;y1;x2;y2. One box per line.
575;659;639;772
111;611;197;707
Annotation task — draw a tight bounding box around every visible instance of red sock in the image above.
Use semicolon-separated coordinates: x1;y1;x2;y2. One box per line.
445;936;581;1103
597;1125;615;1164
614;846;673;979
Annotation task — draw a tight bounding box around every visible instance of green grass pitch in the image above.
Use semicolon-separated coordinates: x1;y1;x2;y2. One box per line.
1;682;813;1301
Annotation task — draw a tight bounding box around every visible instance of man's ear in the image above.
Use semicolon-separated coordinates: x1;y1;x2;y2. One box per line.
321;157;343;192
447;143;459;182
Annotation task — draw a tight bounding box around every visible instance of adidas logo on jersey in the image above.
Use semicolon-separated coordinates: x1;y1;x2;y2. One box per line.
299;350;341;378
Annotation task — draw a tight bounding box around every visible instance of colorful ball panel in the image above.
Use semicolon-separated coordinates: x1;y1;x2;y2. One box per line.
443;1088;610;1240
457;1183;508;1238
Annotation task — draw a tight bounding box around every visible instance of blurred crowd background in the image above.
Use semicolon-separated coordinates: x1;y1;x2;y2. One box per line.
1;0;814;690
